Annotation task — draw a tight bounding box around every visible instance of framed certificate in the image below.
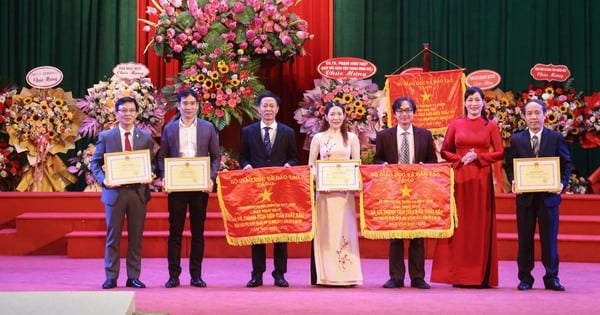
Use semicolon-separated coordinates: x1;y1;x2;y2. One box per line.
104;149;152;186
164;157;211;192
315;159;361;191
513;157;561;193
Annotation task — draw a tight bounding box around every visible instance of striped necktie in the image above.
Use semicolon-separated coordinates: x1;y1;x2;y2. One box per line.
263;127;272;155
399;132;409;164
532;135;539;157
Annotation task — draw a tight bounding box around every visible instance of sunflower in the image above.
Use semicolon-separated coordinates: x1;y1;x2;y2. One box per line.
501;130;511;139
518;119;526;127
40;101;49;111
48;130;57;139
487;100;498;113
545;87;554;95
344;104;354;114
496;111;506;121
353;99;363;107
559;104;569;113
342;93;353;104
570;128;580;135
355;105;366;116
214;82;223;90
209;70;220;80
218;64;229;74
333;97;343;104
22;96;33;105
54;98;65;107
204;79;214;89
546;111;558;123
500;97;511;107
229;78;240;87
32;113;41;121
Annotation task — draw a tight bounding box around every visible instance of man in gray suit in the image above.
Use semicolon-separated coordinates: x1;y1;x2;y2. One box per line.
373;96;437;289
91;96;155;289
158;88;221;288
239;91;298;287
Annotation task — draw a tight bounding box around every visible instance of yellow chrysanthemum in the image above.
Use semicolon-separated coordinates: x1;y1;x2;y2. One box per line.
209;71;219;80
229;78;240;87
545;87;555;95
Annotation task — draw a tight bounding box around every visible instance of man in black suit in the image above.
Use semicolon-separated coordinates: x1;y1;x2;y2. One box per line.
157;88;221;288
373;96;437;289
239;91;299;287
506;98;571;291
90;97;155;289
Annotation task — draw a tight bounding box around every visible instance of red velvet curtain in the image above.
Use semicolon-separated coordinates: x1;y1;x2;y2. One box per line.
135;1;333;162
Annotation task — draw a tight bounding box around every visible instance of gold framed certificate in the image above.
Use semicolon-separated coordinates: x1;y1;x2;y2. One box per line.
164;157;210;192
513;157;561;193
104;149;152;186
315;159;361;191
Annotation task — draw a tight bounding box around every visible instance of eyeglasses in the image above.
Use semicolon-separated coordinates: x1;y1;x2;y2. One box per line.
395;109;414;114
118;109;137;113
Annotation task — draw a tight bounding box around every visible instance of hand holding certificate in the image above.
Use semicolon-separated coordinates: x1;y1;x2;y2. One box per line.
513;157;561;193
104;150;152;186
315;159;361;191
163;157;211;192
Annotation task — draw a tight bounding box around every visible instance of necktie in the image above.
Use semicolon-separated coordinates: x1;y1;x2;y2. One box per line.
263;127;272;154
124;132;132;151
400;132;409;164
532;135;539;157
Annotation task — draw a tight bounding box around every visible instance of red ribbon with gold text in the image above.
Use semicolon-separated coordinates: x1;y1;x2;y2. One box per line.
217;166;315;245
359;163;457;239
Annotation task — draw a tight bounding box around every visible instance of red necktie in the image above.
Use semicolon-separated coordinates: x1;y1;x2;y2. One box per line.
124;132;132;151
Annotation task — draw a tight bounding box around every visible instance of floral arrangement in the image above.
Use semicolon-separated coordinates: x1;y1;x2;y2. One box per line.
4;87;80;191
360;146;375;164
294;77;380;141
141;0;313;64
77;75;166;138
67;143;97;187
219;146;241;171
0;87;17;131
484;89;525;142
516;80;586;144
162;44;265;130
581;92;600;148
565;171;590;194
0;136;25;191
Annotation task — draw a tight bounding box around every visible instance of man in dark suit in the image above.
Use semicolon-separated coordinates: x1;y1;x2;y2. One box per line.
506;98;571;291
157;88;221;288
373;96;437;289
90;96;155;289
239;91;298;287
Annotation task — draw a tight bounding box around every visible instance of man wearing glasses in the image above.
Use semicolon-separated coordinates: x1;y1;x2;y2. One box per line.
373;96;437;289
91;96;155;289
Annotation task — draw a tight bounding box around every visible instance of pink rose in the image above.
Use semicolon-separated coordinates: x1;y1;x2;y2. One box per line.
296;31;308;39
246;30;256;40
155;35;164;43
167;28;176;38
173;44;183;53
281;36;292;45
253;39;262;47
177;33;187;42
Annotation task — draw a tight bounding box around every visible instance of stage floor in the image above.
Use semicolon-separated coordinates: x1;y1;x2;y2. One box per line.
2;257;600;315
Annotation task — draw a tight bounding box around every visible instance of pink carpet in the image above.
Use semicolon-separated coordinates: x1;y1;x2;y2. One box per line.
2;257;599;315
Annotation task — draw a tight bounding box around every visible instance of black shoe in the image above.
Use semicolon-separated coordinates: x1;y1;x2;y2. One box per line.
125;278;146;288
190;277;207;288
102;278;117;289
165;277;180;288
411;278;431;289
517;281;532;291
272;271;289;287
246;274;263;287
544;278;565;291
382;278;403;288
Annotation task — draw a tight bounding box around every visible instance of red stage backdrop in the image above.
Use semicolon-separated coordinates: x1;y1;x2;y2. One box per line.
216;166;315;245
359;163;457;239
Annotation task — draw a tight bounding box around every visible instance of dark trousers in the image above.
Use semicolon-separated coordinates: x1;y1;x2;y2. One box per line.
251;243;288;276
388;238;426;281
104;187;147;280
167;191;209;278
516;195;560;283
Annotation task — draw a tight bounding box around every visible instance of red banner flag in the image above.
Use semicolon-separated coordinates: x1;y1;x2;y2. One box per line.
359;163;457;239
216;166;315;245
386;69;465;135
